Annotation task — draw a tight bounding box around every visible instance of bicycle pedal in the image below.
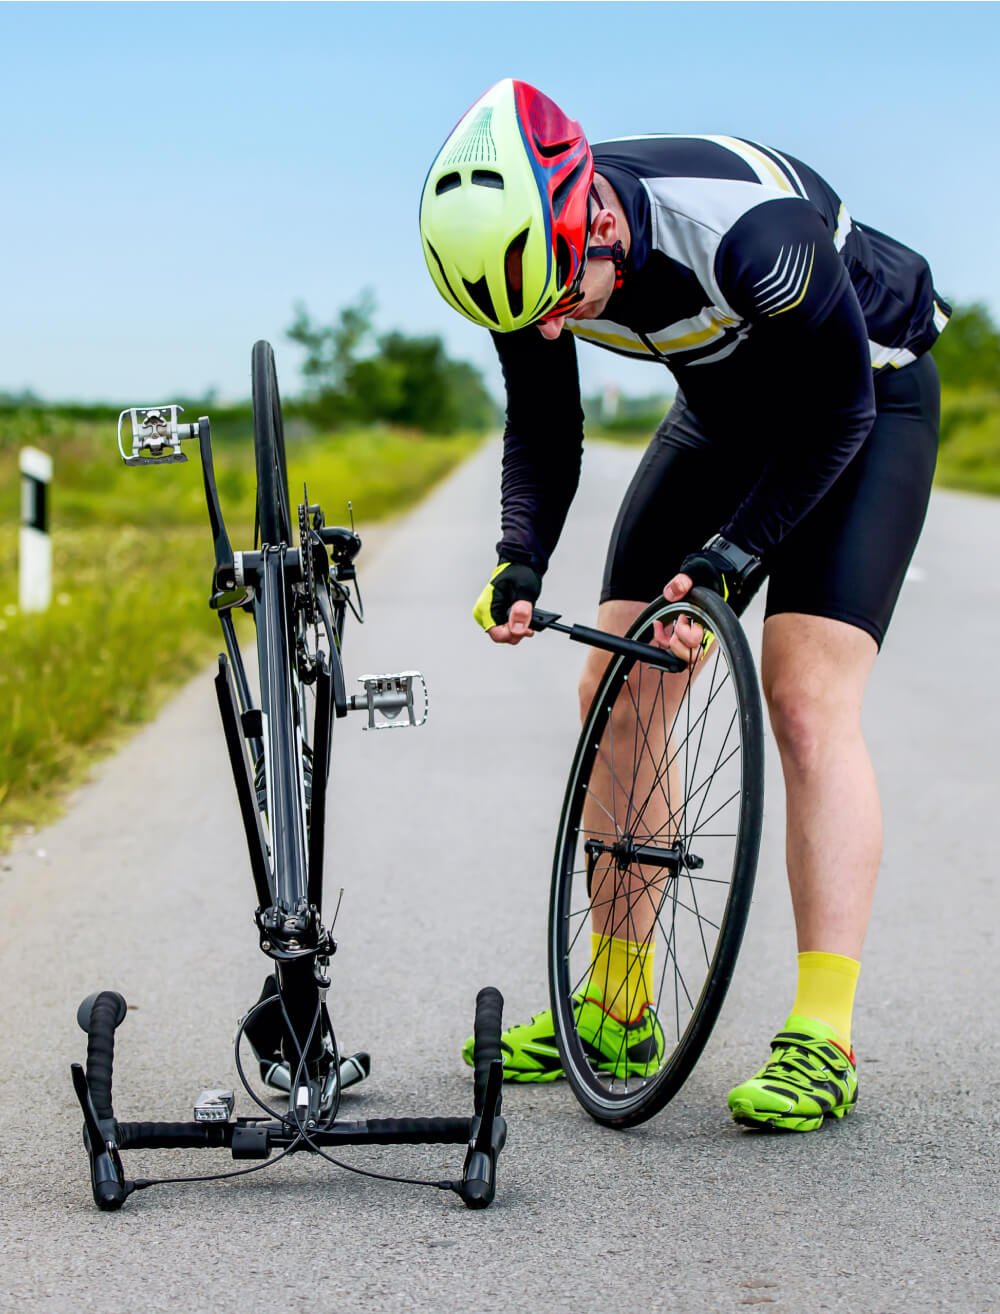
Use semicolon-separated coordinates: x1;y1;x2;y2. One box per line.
117;405;197;465
348;672;428;730
193;1088;235;1123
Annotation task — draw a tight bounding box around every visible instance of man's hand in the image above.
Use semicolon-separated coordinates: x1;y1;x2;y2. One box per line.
674;534;763;615
653;535;762;662
652;573;707;663
472;561;542;645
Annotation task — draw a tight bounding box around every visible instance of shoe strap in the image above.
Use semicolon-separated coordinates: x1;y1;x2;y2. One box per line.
762;1037;854;1090
771;1032;855;1070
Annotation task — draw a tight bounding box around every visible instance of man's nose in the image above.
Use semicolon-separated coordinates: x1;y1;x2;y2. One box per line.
537;316;566;340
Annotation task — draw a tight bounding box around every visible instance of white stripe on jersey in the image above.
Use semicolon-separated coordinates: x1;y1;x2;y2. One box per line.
754;143;810;199
870;340;917;370
757;244;815;316
933;300;950;333
570;304;738;358
685;330;751;367
641;175;792;316
833;203;853;252
689;136;796;193
606;133;805;195
754;245;803;307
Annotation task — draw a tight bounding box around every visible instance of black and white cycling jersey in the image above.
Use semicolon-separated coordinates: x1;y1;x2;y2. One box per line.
490;133;949;570
580;134;949;374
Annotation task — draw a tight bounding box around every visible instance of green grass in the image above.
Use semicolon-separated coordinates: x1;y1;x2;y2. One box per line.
0;414;480;849
935;388;1000;496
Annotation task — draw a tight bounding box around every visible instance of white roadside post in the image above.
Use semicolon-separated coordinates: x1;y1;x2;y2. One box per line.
19;446;53;613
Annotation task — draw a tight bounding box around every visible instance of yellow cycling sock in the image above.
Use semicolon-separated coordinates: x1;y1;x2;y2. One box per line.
789;951;861;1049
589;933;655;1023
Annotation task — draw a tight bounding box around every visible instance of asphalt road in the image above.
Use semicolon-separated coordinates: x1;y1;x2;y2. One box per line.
2;439;998;1313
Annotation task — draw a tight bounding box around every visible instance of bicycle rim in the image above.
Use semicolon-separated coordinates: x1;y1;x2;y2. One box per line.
549;588;764;1128
252;340;292;547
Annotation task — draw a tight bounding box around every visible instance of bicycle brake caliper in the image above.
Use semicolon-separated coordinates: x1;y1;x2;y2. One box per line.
348;672;428;730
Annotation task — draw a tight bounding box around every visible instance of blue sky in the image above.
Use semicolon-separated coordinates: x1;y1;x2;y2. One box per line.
1;1;996;403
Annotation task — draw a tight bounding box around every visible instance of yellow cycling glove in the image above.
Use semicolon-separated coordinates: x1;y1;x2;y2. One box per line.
473;561;542;632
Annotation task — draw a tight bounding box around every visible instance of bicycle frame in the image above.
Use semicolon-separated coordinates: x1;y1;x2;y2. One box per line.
71;392;507;1210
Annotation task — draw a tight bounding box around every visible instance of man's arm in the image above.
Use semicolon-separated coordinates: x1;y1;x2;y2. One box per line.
491;327;586;573
713;199;876;561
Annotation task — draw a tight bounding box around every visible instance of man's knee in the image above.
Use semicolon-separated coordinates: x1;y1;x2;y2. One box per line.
762;615;876;770
577;599;649;720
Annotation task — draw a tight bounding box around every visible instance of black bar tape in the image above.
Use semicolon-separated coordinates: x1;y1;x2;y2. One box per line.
472;987;504;1117
86;992;124;1124
334;1118;471;1146
117;1122;229;1150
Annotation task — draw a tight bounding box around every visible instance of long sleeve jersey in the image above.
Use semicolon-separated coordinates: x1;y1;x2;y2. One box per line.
492;133;950;571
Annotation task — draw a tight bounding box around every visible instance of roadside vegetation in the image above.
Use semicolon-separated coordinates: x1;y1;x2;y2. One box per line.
582;300;1000;498
930;303;1000;496
0;304;494;850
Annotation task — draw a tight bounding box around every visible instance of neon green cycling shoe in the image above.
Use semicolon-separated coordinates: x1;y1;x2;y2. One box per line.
462;994;664;1084
728;1015;858;1132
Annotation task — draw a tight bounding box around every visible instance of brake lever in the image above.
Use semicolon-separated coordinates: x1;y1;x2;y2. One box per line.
70;1063;134;1210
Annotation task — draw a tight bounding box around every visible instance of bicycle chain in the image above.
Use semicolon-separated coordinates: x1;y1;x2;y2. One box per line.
298;501;319;627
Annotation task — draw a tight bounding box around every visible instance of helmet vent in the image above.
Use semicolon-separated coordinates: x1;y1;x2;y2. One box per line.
462;276;498;326
551;156;588;219
534;136;572;159
444;107;497;164
435;172;462;195
555;235;573;291
471;169;504;189
504;229;528;319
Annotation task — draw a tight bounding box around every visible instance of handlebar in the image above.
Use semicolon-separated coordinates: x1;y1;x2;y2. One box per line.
460;986;506;1209
72;984;508;1210
70;989;132;1210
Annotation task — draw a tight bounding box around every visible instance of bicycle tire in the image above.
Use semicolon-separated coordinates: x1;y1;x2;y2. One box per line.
548;588;764;1128
252;340;292;547
249;342;333;1108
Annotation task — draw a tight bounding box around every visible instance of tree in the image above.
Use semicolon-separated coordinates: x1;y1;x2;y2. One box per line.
286;294;497;433
931;301;1000;391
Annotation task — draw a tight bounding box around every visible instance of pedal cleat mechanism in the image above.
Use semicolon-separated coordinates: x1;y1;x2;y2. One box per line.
349;672;428;730
117;405;198;466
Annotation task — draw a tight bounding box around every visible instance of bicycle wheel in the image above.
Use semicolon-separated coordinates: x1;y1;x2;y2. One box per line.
549;587;764;1128
252;339;292;547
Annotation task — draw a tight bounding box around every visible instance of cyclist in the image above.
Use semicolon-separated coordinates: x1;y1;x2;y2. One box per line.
419;79;948;1131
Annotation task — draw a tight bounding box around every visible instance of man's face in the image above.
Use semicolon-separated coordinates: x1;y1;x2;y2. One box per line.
535;195;622;339
535;256;618;339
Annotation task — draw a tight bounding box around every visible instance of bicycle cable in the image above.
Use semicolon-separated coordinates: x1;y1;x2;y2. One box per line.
127;996;309;1195
273;989;457;1194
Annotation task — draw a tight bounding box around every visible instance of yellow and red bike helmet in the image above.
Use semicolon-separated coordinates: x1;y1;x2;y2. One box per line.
419;79;594;332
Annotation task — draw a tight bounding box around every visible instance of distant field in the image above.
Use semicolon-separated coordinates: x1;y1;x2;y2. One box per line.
0;410;481;849
587;387;1000;497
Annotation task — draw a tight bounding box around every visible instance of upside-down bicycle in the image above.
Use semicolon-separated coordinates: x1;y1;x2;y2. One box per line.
70;341;507;1209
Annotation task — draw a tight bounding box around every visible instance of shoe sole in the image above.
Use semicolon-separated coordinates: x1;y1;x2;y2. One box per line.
464;1051;663;1081
729;1098;855;1133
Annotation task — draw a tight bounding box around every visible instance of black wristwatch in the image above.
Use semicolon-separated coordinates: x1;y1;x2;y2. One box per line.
678;534;763;615
702;534;761;581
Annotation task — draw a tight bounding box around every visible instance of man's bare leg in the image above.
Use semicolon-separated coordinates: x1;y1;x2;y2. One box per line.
578;600;696;1017
761;613;881;961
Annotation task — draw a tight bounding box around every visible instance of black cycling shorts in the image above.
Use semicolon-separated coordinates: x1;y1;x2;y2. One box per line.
600;352;940;648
